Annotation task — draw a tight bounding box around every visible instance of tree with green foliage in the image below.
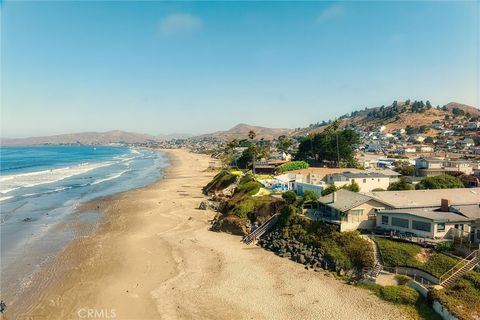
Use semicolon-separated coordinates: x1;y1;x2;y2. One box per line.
342;180;360;192
303;190;319;202
416;174;465;190
278;205;297;227
388;177;414;191
237;145;256;169
452;107;465;117
277;135;293;153
393;160;415;176
296;128;359;167
424;136;434;144
322;184;338;196
282;190;297;204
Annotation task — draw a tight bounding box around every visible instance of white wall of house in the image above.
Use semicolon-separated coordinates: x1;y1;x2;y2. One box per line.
332;177;390;192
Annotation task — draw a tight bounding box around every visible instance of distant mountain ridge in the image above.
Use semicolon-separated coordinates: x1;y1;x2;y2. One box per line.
1;130;178;146
296;101;479;136
196;123;293;141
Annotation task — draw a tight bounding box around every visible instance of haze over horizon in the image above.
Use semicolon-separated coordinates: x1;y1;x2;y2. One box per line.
2;1;479;138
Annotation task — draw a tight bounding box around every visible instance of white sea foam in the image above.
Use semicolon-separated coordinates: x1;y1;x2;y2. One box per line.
0;162;114;194
90;169;129;185
0;195;14;202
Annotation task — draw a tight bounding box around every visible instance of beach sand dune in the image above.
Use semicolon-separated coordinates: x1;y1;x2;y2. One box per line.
15;149;407;320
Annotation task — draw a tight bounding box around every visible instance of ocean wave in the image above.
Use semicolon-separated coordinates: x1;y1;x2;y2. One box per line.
90;169;129;185
0;162;114;194
130;148;141;155
0;195;14;202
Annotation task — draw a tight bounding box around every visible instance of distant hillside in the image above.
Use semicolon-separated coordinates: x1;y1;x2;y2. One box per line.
197;123;293;141
296;101;479;137
445;102;480;117
1;130;160;146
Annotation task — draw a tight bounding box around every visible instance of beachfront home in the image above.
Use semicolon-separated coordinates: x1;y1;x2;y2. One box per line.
312;189;386;231
367;189;480;243
309;188;480;242
376;203;480;243
324;171;391;192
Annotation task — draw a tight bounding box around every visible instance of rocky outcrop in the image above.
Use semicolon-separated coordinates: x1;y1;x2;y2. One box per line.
211;215;250;236
258;230;354;277
198;200;220;211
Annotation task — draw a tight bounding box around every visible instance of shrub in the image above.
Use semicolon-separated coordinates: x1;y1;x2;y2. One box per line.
375;238;459;277
416;174;464;190
282;190;297;204
423;253;458;277
286;220;374;269
321;184;337;196
388;177;414;191
380;285;420;305
303;190;319;202
203;170;236;193
233;199;255;219
333;231;374;268
276;161;309;173
395;275;411;285
321;238;352;270
278;205;297;227
464;271;480;290
237;181;262;196
341;181;359;192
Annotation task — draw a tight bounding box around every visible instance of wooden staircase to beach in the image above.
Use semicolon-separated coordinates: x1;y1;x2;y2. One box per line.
439;249;480;288
243;214;280;245
362;235;383;278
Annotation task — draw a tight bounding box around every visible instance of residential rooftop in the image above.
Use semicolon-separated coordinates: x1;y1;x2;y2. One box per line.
364;188;480;209
318;189;372;212
379;205;480;222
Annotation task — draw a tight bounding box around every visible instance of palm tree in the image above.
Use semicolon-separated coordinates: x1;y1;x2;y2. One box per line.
248;130;257;174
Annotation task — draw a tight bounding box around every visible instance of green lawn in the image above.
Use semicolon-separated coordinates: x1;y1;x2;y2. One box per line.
374;238;459;277
357;283;442;320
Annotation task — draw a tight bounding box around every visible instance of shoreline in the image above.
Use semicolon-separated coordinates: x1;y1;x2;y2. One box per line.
7;149;408;320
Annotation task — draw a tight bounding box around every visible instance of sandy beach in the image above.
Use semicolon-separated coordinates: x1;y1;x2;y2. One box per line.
9;149;407;320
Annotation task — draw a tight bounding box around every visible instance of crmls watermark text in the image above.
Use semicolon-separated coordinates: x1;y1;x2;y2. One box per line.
77;308;117;319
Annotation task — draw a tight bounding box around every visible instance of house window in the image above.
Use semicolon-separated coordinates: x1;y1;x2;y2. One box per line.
412;220;431;232
391;217;409;228
381;215;389;225
350;209;364;216
437;223;446;232
363;179;366;183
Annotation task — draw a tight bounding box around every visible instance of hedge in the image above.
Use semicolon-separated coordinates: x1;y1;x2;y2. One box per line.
276;161;309;173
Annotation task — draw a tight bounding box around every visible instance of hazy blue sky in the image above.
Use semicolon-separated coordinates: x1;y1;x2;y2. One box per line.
1;1;479;138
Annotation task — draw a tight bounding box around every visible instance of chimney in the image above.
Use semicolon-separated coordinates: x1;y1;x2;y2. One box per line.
440;199;451;212
333;191;337;203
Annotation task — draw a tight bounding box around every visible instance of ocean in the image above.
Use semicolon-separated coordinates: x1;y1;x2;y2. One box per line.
0;146;168;301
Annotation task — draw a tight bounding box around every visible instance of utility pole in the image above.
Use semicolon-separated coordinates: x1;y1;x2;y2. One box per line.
336;131;340;168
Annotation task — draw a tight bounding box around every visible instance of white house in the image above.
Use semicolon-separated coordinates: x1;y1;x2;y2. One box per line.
324;171;391;192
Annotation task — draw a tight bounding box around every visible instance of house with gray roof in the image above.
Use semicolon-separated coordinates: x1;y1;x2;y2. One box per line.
312;189;388;231
310;188;480;243
371;189;480;243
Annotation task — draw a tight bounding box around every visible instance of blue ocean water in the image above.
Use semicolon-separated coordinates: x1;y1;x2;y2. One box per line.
0;146;168;300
